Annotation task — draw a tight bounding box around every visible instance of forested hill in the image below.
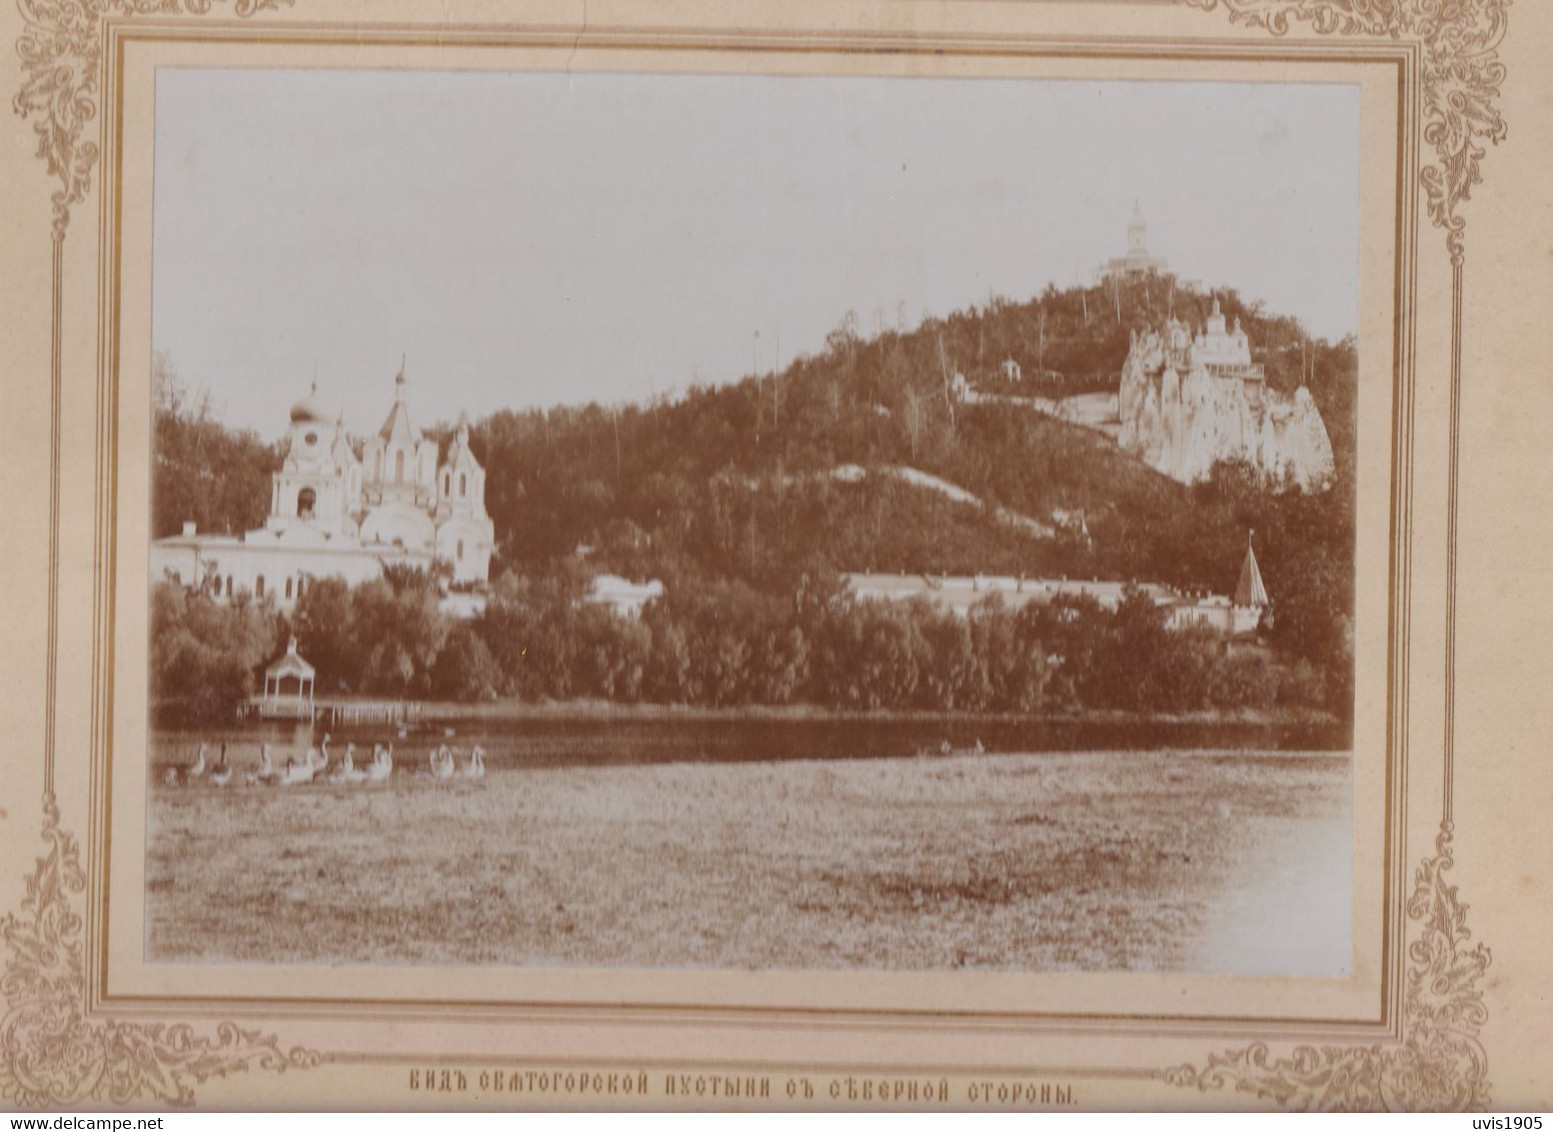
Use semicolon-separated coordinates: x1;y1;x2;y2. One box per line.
462;275;1354;629
153;274;1356;690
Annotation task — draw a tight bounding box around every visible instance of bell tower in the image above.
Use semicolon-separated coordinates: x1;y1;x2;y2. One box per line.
1127;200;1149;257
267;380;353;537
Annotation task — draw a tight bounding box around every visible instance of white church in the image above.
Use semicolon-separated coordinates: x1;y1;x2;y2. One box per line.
150;366;496;610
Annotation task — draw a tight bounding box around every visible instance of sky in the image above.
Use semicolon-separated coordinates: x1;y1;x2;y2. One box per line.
152;68;1360;436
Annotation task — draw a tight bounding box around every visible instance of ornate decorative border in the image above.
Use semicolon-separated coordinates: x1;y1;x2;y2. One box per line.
1164;0;1507;1110
6;0;322;1109
1185;0;1510;266
15;0;291;239
1;797;323;1106
3;0;1507;1110
1167;824;1491;1110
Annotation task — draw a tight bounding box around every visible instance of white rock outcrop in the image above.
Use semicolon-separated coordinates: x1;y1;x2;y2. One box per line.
1118;301;1335;490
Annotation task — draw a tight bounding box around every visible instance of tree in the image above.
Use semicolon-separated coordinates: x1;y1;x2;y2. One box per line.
152;352;279;539
351;578;448;697
293;577;359;693
431;622;501;702
149;582;282;722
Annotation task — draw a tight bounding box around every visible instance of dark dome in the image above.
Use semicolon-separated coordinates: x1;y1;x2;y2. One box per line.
289;391;328;424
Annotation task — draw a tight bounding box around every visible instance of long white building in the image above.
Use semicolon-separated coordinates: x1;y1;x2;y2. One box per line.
844;540;1269;636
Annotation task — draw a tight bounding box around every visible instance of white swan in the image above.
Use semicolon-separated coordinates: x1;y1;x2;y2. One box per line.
431;745;456;779
163;744;207;787
306;733;331;777
280;753;316;786
245;743;275;786
210;743;233;788
261;744;282;784
366;743;393;783
329;744;366;785
461;746;486;780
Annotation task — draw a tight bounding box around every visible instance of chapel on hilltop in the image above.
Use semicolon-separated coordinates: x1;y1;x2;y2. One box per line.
1093;201;1171;283
151;365;496;609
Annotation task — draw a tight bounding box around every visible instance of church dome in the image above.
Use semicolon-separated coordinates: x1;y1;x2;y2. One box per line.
289;384;329;424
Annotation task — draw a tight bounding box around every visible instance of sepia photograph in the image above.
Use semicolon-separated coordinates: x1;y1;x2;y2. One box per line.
142;68;1359;977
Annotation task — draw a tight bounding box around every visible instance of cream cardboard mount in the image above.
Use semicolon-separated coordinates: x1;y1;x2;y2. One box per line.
0;0;1543;1112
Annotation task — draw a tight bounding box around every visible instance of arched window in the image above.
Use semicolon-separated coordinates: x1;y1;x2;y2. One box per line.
395;451;405;483
255;575;265;598
459;472;467;497
297;487;317;517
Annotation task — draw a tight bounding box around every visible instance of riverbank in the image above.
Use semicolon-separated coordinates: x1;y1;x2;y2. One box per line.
147;747;1351;972
420;698;1339;726
158;694;1342;730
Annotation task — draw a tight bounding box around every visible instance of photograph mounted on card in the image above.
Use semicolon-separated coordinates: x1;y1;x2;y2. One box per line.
0;0;1516;1111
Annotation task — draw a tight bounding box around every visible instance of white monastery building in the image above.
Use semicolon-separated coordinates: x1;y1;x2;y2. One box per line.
844;537;1270;637
150;366;496;609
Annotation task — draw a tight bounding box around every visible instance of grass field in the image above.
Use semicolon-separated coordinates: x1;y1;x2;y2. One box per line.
146;748;1351;973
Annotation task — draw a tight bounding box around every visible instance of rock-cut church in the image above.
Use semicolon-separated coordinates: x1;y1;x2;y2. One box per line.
1117;299;1336;490
150;366;496;610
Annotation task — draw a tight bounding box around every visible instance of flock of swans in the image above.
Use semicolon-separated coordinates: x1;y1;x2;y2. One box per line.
162;735;487;789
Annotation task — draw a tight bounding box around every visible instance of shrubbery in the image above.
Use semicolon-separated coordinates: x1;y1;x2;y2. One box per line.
150;568;1330;722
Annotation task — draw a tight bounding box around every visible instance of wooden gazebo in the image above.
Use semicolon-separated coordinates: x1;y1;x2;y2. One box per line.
260;637;315;719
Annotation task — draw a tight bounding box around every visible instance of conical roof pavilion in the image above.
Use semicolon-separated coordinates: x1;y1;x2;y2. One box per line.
1234;533;1270;608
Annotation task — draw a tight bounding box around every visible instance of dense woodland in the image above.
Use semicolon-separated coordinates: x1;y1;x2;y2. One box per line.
151;274;1356;723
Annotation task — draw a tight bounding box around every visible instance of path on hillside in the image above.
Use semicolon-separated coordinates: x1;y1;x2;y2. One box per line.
829;464;1058;540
